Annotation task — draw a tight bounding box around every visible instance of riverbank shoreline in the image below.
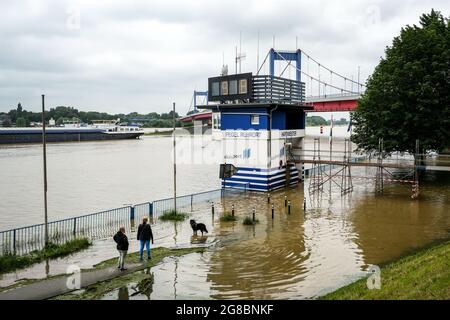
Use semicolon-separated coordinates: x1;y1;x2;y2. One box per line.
321;239;450;300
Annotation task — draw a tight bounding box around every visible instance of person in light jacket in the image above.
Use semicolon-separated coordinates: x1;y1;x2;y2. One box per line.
113;227;129;271
137;217;154;261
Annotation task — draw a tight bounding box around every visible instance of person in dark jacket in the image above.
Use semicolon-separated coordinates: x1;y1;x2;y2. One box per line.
113;227;129;271
137;217;154;261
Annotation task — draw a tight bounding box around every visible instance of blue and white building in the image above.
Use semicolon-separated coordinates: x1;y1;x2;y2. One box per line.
199;52;312;192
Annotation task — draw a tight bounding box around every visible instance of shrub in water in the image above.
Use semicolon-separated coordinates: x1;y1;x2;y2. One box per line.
159;210;189;221
220;213;237;222
242;217;259;226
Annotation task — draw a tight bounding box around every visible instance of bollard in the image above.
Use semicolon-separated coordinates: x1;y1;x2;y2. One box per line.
271;204;274;219
267;193;271;204
288;201;291;215
303;198;306;211
252;208;256;222
211;202;215;215
231;204;235;217
284;196;288;207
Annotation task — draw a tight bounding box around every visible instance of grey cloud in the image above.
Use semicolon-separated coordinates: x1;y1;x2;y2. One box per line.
0;0;449;115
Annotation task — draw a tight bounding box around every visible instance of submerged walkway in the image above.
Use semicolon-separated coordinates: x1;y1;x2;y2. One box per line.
0;262;144;300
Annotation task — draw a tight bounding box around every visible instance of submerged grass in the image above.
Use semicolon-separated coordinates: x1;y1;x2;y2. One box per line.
242;217;259;226
159;210;189;221
220;213;237;222
54;246;205;300
0;238;91;275
321;240;450;300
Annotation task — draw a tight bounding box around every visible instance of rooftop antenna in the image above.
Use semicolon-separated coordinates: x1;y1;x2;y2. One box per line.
235;46;238;74
257;29;260;73
235;31;246;74
221;51;228;76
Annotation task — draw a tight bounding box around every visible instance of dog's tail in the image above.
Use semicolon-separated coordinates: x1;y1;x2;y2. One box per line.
205;227;208;233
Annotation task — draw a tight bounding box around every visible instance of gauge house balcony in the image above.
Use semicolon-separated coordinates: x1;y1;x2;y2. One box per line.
199;73;312;192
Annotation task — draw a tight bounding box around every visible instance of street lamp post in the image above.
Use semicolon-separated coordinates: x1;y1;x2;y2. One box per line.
173;102;177;214
42;95;49;246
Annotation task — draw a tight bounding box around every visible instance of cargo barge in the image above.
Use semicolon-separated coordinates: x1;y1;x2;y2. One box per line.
0;122;144;144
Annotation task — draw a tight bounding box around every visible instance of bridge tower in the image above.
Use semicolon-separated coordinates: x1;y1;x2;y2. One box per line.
193;91;208;113
269;49;302;82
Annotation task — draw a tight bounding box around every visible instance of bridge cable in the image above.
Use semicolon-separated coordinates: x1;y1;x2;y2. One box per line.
299;49;366;87
275;52;360;94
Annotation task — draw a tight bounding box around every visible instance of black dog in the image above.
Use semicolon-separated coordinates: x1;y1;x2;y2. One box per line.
190;219;208;236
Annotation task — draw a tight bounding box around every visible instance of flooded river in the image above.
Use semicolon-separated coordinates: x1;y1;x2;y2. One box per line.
0;127;449;299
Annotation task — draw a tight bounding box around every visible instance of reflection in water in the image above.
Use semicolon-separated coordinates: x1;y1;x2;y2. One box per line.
139;169;449;300
96;169;450;300
191;235;208;244
132;271;154;299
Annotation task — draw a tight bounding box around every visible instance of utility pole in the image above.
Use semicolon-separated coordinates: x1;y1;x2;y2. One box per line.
173;102;177;213
42;94;49;246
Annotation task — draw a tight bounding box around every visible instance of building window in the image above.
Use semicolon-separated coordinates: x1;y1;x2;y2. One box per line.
239;79;248;94
229;80;238;95
251;115;260;125
212;82;220;96
221;81;228;95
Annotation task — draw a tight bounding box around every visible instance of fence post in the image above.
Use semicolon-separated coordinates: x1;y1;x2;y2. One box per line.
149;202;153;217
130;206;135;221
13;229;16;255
73;218;77;237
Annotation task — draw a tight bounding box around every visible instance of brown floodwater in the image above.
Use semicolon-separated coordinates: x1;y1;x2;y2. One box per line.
1;131;448;299
101;168;450;300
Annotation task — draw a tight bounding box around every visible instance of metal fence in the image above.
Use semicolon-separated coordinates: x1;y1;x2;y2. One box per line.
0;189;223;256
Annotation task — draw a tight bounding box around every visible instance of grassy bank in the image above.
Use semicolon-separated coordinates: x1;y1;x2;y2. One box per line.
54;247;205;300
0;238;91;275
322;241;450;300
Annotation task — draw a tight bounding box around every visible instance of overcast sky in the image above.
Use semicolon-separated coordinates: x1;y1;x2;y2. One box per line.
0;0;448;116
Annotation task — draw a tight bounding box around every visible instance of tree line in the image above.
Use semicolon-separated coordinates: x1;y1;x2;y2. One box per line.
306;116;349;127
0;104;182;128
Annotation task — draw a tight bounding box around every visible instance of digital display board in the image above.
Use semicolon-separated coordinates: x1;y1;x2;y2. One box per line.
208;73;253;102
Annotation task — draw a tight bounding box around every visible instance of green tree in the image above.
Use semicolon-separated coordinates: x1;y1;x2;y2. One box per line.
352;10;450;153
16;117;27;127
306;116;328;126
